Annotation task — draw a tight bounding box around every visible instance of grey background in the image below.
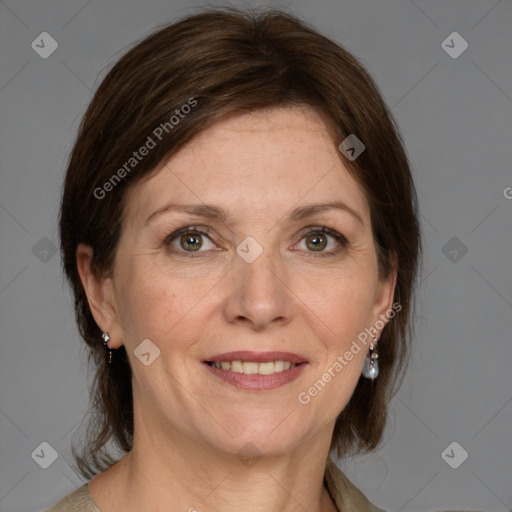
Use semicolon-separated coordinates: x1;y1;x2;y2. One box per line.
0;0;511;511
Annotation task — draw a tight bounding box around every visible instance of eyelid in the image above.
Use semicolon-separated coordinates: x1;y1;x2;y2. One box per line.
298;225;348;242
163;225;212;244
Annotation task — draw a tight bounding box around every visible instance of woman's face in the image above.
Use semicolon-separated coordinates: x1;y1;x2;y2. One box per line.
85;106;396;457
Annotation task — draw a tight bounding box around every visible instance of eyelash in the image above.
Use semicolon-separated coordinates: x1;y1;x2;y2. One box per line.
163;225;348;258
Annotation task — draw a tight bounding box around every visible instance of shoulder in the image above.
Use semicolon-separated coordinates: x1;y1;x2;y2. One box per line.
44;483;100;512
324;457;386;512
324;458;484;512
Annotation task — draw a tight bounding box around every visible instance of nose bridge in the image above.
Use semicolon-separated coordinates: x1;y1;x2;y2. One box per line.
237;235;282;296
228;234;291;328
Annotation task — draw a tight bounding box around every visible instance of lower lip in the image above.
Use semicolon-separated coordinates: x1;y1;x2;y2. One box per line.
203;362;308;391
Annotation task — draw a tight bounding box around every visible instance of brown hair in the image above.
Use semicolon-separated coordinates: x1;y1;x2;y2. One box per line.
59;6;421;479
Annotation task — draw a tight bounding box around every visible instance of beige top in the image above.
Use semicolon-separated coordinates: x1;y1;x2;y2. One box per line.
45;457;384;511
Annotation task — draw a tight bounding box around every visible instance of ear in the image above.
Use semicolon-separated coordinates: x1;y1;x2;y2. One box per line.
370;252;398;339
76;243;124;349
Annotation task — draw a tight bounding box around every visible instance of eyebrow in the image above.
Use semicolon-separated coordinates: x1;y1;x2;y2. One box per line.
144;201;364;227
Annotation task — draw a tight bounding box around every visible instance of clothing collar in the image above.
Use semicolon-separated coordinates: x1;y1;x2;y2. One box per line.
324;457;385;512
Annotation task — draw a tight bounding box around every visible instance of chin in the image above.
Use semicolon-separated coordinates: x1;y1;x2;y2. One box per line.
203;424;302;459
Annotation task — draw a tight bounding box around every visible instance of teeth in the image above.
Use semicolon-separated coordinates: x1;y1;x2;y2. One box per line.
231;361;244;373
274;360;284;372
242;362;259;374
209;360;298;374
258;362;275;375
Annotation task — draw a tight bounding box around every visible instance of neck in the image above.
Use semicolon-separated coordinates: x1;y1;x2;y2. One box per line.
89;417;338;512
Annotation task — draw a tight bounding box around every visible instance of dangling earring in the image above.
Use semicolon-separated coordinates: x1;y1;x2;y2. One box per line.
102;332;112;366
362;336;379;379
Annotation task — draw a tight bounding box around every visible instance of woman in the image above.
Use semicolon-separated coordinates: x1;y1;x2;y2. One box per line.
47;6;420;511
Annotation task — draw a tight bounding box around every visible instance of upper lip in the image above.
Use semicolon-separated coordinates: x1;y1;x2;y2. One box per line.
203;351;308;364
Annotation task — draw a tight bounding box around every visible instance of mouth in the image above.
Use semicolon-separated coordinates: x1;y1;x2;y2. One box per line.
202;351;308;391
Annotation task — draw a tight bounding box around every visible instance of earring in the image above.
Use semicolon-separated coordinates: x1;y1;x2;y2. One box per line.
101;332;112;366
362;337;379;379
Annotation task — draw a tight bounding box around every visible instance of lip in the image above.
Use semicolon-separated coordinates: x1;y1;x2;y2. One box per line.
203;360;308;391
203;351;308;364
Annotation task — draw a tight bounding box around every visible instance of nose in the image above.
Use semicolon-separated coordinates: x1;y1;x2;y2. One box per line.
224;242;293;331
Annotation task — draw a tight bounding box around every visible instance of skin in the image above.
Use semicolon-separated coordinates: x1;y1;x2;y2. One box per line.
77;105;397;512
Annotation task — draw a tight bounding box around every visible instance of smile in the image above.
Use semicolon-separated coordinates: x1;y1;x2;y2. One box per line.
202;350;308;390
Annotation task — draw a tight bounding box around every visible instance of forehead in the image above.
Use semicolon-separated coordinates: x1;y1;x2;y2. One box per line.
123;106;370;227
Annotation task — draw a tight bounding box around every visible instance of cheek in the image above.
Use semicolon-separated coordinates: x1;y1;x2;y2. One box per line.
306;269;375;316
113;257;175;340
303;271;376;351
116;263;212;352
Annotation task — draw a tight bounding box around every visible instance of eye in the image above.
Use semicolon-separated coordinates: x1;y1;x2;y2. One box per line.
164;225;347;258
164;226;216;256
294;227;347;257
